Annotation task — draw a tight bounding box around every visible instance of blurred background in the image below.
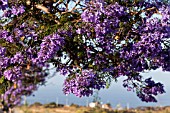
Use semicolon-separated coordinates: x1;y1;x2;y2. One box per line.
26;68;170;108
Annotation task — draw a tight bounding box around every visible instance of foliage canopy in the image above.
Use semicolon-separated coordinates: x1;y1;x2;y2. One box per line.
0;0;169;108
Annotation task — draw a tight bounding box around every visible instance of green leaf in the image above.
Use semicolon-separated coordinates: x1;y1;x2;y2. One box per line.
0;76;5;84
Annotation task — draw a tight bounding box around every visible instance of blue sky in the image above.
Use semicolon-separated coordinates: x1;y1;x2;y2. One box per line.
27;68;170;108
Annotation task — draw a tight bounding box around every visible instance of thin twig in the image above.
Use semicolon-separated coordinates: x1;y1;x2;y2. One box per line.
70;0;81;12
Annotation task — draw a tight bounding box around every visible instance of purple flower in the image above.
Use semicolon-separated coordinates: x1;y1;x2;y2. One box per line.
11;52;25;64
3;66;22;81
11;5;25;16
0;0;8;10
63;69;106;97
33;32;64;66
0;46;6;56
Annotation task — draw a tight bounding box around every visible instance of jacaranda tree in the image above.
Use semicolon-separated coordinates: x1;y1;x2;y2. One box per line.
0;0;169;110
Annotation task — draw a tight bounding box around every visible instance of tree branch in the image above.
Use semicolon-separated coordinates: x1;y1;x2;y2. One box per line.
35;4;50;13
70;0;81;12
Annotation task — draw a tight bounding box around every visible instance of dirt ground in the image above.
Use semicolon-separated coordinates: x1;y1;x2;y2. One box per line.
1;103;170;113
13;106;78;113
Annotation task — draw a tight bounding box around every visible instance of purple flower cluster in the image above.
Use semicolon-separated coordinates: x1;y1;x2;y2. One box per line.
159;4;170;26
0;46;6;56
11;52;25;64
120;5;170;72
2;80;37;107
144;78;165;95
3;66;22;81
81;1;127;54
11;5;25;16
13;22;38;42
0;30;15;43
33;32;64;66
0;0;8;11
74;1;170;102
2;3;25;17
1;70;47;107
138;78;165;102
123;75;165;102
63;69;106;97
0;23;41;88
0;0;169;107
0;52;25;82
